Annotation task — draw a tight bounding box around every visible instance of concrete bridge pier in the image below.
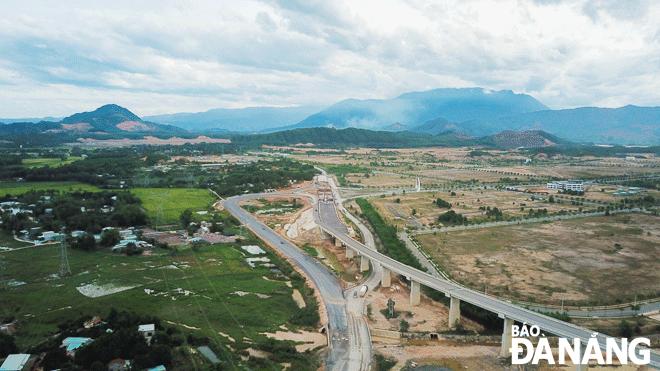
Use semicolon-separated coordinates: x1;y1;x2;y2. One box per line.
345;246;355;259
500;316;514;357
334;237;342;247
575;346;588;371
446;295;461;329
410;280;421;306
381;266;391;288
360;255;370;272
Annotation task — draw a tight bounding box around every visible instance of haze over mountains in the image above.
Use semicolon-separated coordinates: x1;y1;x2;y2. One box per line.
2;87;660;145
144;106;324;133
285;88;549;131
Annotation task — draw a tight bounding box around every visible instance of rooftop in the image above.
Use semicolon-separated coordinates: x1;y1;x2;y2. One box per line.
138;324;155;332
0;354;30;371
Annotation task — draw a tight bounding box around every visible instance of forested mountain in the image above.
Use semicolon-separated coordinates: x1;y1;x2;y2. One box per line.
230;127;563;149
0;104;184;136
283;88;549;131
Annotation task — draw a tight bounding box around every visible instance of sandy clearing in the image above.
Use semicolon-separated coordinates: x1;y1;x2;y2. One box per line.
292;289;306;308
164;320;202;330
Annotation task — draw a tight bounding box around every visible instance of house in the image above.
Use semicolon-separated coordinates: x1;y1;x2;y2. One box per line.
0;354;30;371
147;366;166;371
61;337;92;356
107;359;130;371
138;324;155;343
40;231;60;242
119;229;133;238
187;237;206;245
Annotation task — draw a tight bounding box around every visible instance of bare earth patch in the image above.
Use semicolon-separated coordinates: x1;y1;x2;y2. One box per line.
418;213;660;305
367;277;483;333
76;281;139;298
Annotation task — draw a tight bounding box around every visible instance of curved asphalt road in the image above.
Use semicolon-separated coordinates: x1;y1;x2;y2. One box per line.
223;193;357;370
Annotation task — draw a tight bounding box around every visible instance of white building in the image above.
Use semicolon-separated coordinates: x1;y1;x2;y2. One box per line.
138;324;155;343
547;179;583;192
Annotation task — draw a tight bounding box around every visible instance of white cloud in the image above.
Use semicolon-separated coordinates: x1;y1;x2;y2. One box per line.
0;0;659;117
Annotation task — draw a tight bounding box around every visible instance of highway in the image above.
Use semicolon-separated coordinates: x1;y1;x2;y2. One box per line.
224;174;660;369
315;198;660;368
223;191;371;371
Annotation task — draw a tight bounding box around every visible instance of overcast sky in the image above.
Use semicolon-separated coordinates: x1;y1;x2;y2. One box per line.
1;0;659;118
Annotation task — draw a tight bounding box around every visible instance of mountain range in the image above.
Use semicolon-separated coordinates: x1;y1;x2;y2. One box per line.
2;87;660;145
281;88;549;131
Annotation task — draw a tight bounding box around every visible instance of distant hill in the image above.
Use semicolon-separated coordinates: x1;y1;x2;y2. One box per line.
471;105;660;145
229;126;566;149
0;116;63;124
0;104;185;137
408;105;660;145
284;88;549;131
144;106;324;132
490;130;568;148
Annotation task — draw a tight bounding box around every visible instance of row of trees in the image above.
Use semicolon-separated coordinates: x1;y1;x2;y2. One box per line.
355;198;423;270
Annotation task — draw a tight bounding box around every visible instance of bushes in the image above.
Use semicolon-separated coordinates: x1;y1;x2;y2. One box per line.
434;198;452;209
355;199;423;270
438;210;468;225
373;354;397;371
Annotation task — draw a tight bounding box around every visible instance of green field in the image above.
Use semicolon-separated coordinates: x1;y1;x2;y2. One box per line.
130;188;217;225
0;181;102;196
22;157;84;168
0;241;308;354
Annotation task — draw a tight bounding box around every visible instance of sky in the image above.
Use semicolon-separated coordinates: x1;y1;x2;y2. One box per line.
1;0;660;118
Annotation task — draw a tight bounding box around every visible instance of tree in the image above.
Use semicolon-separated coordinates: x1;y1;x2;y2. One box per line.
100;229;120;247
620;320;633;338
180;209;193;228
411;209;417;216
70;233;96;251
399;319;409;332
549;195;555;203
90;361;105;371
0;333;18;357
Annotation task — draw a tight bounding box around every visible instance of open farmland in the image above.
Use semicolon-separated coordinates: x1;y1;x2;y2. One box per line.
21;157;84;168
0;240;313;354
130;188;216;225
0;181;102;195
416;213;660;306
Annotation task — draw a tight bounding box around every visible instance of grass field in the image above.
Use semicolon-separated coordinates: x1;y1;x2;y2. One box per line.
0;181;102;196
130;188;217;225
416;213;660;306
0;240;305;353
22;157;83;168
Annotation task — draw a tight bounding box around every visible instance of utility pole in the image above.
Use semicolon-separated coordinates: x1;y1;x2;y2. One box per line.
59;229;71;277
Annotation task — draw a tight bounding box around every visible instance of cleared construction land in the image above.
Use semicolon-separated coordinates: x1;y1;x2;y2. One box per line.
416;213;660;306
